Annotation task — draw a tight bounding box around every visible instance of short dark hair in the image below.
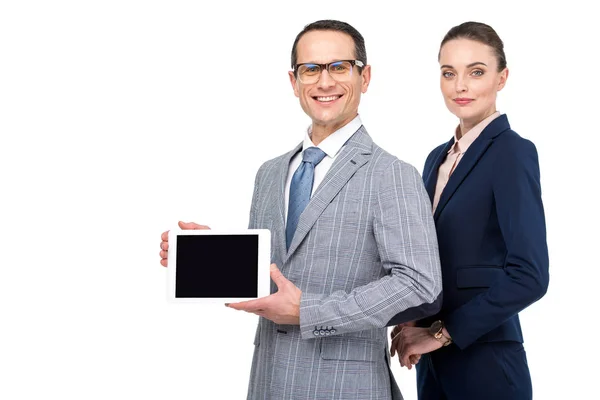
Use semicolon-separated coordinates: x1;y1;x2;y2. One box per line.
291;20;367;74
439;21;507;72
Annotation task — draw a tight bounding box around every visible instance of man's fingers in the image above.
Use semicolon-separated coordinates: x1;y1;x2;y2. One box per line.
391;332;404;359
227;298;266;312
178;221;210;230
269;264;287;288
401;352;411;368
391;332;402;348
397;335;407;360
400;342;417;368
226;301;250;311
160;231;169;267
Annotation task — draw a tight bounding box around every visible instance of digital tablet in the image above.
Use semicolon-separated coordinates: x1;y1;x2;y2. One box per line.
167;229;271;303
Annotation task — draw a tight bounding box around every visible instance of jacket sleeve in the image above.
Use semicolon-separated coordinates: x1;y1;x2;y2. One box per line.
299;160;443;339
444;139;550;349
248;166;263;230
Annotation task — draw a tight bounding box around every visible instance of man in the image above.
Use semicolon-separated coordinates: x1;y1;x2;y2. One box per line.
160;20;442;400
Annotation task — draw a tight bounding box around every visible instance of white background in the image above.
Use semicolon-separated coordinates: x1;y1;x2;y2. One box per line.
1;1;598;399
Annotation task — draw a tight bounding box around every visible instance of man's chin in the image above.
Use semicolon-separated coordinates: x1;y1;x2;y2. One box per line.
309;111;341;126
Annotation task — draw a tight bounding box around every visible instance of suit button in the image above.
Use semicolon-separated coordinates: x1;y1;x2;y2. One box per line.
330;329;336;334
313;330;320;336
319;329;325;336
324;330;331;336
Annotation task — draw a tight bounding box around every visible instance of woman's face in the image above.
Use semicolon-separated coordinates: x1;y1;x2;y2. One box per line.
439;38;508;127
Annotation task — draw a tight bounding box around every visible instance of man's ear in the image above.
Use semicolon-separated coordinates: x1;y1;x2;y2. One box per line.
361;65;371;93
289;71;299;97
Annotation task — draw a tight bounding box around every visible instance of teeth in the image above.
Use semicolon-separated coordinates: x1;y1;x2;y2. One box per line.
316;96;340;102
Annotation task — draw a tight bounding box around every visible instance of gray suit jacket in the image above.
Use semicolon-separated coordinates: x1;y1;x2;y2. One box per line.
246;126;442;400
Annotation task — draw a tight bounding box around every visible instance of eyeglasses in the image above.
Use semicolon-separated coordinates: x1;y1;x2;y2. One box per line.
294;60;364;84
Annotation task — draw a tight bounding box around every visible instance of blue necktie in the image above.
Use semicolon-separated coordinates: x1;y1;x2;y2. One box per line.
285;147;327;249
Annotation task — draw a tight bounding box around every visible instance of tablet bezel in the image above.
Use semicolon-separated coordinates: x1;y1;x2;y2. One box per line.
167;229;271;303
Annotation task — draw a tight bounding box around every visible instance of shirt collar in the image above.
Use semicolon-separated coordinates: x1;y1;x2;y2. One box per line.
449;111;501;154
303;115;362;158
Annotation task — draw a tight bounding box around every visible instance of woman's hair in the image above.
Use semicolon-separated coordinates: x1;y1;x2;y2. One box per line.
439;22;507;71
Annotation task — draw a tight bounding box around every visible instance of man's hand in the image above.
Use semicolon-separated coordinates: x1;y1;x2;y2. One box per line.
389;321;420;369
226;264;302;325
159;221;210;267
392;326;443;368
390;320;416;354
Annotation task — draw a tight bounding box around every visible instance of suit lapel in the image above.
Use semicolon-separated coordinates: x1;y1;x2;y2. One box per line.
433;114;511;221
424;139;453;203
284;127;372;263
274;142;302;263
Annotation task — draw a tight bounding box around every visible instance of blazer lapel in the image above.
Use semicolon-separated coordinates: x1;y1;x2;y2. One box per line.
274;142;302;263
284;127;372;263
433;114;511;221
424;139;453;203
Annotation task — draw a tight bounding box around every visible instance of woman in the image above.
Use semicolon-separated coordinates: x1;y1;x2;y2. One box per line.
390;22;549;400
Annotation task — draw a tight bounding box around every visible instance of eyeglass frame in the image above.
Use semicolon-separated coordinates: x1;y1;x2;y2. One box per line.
293;59;365;83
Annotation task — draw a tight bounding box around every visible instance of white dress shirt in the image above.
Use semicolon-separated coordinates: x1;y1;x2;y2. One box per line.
284;115;363;221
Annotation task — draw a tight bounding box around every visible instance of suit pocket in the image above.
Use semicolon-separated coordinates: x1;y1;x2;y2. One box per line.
456;266;504;289
491;342;531;392
320;196;362;226
320;336;382;363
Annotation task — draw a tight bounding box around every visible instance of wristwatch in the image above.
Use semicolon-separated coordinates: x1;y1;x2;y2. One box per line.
429;320;452;346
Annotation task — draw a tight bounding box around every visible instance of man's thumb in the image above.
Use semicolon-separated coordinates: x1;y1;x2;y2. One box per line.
178;221;210;230
270;264;287;288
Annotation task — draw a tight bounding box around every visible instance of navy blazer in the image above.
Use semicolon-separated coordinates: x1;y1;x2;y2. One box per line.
419;114;549;350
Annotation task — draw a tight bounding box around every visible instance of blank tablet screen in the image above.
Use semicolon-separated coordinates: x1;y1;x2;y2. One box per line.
175;234;259;298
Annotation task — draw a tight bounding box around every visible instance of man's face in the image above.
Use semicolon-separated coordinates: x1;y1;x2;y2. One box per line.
289;30;370;133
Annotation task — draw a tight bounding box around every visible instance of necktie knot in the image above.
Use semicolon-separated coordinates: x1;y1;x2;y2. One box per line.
302;147;327;166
